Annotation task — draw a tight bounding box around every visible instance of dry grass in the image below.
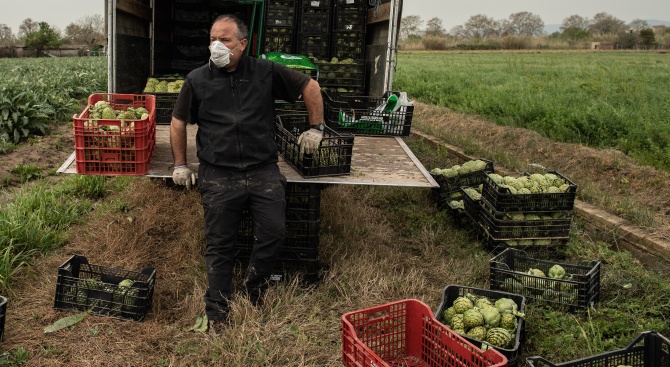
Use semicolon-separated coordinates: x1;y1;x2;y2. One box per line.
2;177;492;366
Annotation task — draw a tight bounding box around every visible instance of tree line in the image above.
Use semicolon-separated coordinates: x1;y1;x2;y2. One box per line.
0;15;105;52
401;12;668;49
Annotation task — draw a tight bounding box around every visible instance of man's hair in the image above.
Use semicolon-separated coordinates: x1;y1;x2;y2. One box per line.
212;14;249;40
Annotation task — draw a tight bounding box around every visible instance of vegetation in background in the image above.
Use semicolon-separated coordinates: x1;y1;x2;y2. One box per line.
0;56;106;144
395;51;670;170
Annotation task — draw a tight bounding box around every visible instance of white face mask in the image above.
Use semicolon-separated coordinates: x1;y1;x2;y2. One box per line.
209;40;235;68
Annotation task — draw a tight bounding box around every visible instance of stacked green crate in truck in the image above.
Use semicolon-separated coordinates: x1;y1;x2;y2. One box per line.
296;0;331;60
263;0;297;54
478;171;577;252
235;183;321;279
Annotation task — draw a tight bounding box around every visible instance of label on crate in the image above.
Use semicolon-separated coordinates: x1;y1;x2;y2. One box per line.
310;0;320;6
346;0;355;3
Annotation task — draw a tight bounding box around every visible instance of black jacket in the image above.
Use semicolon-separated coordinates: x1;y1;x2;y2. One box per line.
174;56;310;170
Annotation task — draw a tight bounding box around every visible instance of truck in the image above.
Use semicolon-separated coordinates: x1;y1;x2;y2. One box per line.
105;0;405;97
90;0;438;190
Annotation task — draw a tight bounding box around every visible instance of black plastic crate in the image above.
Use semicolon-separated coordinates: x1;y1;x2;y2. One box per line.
462;186;482;228
526;331;670;367
333;6;367;32
434;285;527;367
481;232;569;259
263;26;296;54
314;60;365;88
489;248;601;309
300;0;330;9
0;296;6;342
479;198;573;241
299;9;330;33
330;31;366;60
323;90;414;136
430;159;494;196
53;255;156;321
276;114;354;178
482;171;577;212
297;34;330;60
266;0;297;27
275;100;307;114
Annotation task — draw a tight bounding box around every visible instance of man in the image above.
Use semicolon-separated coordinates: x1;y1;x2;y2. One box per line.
169;14;325;333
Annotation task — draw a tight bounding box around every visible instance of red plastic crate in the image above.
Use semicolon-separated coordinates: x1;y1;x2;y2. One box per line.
342;299;508;367
73;94;156;175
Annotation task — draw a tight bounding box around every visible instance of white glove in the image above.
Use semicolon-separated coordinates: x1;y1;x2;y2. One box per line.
297;128;323;155
173;165;196;189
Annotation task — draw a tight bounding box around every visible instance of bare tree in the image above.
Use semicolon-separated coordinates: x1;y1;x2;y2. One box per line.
560;15;590;32
506;11;544;37
590;12;626;35
0;24;15;47
425;17;446;37
65;14;105;46
628;19;649;31
400;15;423;39
463;14;499;39
18;18;39;39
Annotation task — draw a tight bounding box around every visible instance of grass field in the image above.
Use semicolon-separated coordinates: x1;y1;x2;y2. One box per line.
395;51;670;170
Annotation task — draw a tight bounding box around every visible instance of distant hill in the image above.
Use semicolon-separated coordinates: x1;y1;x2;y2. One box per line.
544;19;669;35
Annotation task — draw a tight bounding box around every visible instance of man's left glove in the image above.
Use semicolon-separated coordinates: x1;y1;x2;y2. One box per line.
297;128;323;155
173;165;197;189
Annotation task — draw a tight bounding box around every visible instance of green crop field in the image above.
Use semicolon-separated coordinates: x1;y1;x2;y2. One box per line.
395;51;670;170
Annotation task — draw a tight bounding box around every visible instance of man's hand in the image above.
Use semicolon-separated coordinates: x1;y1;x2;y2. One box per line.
297;128;323;155
173;165;196;189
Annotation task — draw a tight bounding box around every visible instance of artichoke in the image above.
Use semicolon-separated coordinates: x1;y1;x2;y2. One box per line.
466;326;488;340
475;297;494;310
482;306;501;328
450;314;465;331
486;327;513;348
495;298;525;318
452;296;474;314
443;306;457;325
463;308;484;329
548;264;566;279
500;313;517;332
500;278;525;293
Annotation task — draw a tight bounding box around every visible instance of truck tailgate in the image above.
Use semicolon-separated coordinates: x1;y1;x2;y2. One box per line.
58;124;438;188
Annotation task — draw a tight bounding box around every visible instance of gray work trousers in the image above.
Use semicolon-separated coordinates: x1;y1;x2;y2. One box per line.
198;161;286;321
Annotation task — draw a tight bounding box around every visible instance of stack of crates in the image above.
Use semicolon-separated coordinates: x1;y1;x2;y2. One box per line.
330;0;367;60
314;0;367;95
429;159;494;216
478;170;578;252
171;2;211;72
263;0;297;54
235;183;322;281
296;0;331;60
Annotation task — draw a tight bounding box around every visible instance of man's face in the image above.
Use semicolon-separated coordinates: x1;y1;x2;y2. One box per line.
210;19;248;70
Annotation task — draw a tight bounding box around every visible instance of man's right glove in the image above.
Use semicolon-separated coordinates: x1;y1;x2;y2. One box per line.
297;128;323;155
173;165;197;189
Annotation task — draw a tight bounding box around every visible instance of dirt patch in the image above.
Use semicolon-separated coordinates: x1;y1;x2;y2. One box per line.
0;123;74;188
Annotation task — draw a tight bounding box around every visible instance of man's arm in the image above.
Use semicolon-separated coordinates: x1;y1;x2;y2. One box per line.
170;116;189;166
301;78;324;126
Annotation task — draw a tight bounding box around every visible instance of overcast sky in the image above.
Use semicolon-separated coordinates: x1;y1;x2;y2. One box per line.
402;0;670;29
1;0;669;34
